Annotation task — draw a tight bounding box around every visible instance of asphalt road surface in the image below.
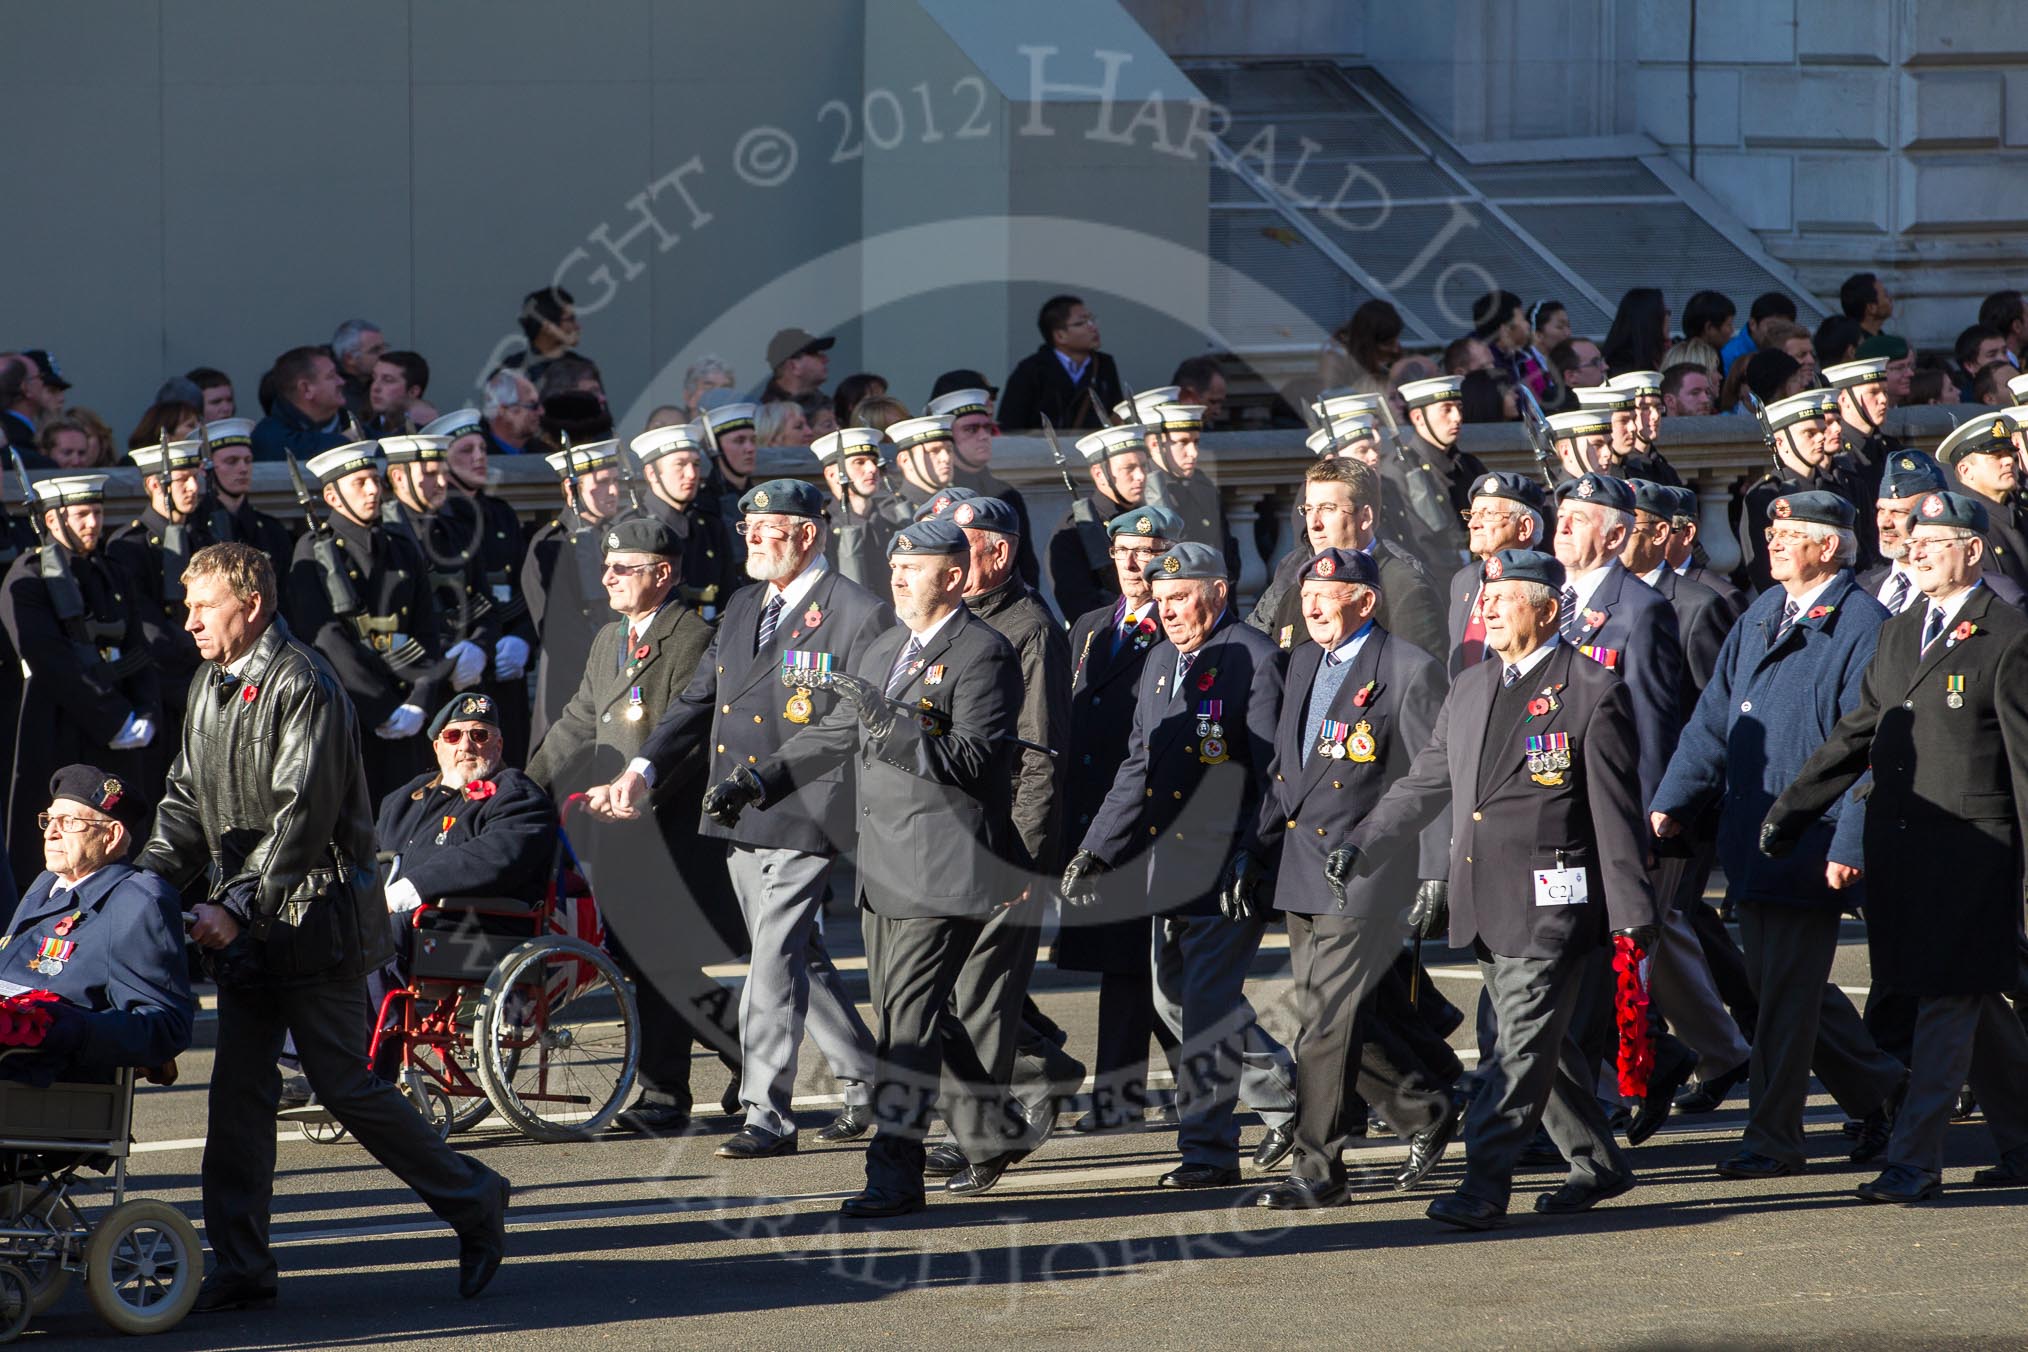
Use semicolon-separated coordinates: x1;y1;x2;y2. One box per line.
28;916;2028;1350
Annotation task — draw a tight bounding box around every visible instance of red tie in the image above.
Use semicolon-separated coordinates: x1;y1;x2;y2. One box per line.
1460;585;1489;667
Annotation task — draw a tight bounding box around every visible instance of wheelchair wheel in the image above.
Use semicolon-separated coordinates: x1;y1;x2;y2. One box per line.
0;1184;81;1316
83;1200;201;1336
0;1264;27;1343
474;936;638;1142
409;1040;498;1134
400;1069;454;1140
298;1117;350;1146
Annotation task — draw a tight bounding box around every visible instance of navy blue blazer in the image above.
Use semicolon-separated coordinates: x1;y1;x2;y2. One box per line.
1563;561;1683;804
2;861;194;1079
1652;571;1884;912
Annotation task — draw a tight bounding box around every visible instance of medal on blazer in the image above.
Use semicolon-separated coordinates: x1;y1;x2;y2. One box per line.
924;664;946;686
625;685;645;722
782;651;831;724
1317;718;1350;759
1199;734;1228;765
1526;732;1571;786
1946;673;1965;709
1578;644;1620;670
1346;720;1377;763
917;696;944;735
1196;699;1223;739
31;937;73;977
436;814;456;845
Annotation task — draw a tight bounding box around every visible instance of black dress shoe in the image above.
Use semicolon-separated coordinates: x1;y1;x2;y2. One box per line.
193;1275;278;1314
1254;1177;1346;1210
1426;1191;1503;1231
1954;1088;1979;1121
839;1188;925;1218
947;1153;1017;1197
719;1078;744;1118
1856;1164;1941;1204
1534;1171;1634;1214
715;1125;797;1159
924;1143;968;1177
458;1171;510;1299
1159;1163;1243;1189
1971;1156;2028;1187
816;1104;874;1143
612;1099;691;1135
1396;1092;1467;1192
1626;1043;1698;1146
1675;1058;1750;1114
1252;1124;1295;1169
1715;1149;1800;1180
276;1072;312;1112
1851;1080;1906;1165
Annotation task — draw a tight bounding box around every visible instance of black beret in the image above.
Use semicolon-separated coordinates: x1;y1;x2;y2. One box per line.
919;485;979;522
429;692;502;740
887;518;968;557
1878;449;1948;500
947;495;1020;535
1298;547;1380;588
1767;490;1855;530
1467;470;1547;514
1143;541;1227;582
1910;490;1989;534
601;516;680;557
738;478;826;520
1627;478;1677;519
1662;485;1699;521
1557;472;1636;514
1481;548;1565;591
48;763;137;825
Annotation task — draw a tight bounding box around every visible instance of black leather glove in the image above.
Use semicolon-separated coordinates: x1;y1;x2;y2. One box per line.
701;765;765;827
1323;845;1362;905
1758;816;1797;859
1612;923;1660;952
1218;851;1265;923
1060;850;1108;906
829;672;896;738
1407;879;1449;940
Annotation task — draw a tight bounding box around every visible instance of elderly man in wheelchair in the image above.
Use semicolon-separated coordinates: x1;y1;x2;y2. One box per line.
0;764;194;1088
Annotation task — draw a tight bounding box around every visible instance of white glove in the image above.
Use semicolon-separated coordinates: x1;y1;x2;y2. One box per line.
375;703;426;739
108;711;154;750
447;640;486;690
493;635;530;682
384;877;423;914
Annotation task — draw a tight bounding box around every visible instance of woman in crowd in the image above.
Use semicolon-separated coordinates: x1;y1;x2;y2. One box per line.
1318;299;1402;397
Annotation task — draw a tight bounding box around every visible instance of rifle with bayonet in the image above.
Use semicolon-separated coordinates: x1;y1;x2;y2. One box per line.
1372;394;1454;547
1515;384;1559;491
285;451;365;620
16;448;146;677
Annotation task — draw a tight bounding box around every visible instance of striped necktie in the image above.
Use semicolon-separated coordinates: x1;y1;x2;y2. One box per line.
756;594;784;654
1558;585;1581;643
1883;571;1910;615
887;635;924;695
1920;604;1945;655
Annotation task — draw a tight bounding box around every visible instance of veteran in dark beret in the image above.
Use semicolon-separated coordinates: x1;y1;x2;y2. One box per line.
0;764;193;1084
1343;548;1656;1231
1764;489;2028;1202
1066;541;1298;1190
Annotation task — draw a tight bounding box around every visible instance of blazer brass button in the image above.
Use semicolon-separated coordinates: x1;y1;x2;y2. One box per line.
1316;828;1326;836
1145;788;1153;797
716;744;725;753
1172;790;1182;799
1332;781;1342;789
1740;700;1752;713
1465;855;1473;863
1149;826;1158;836
722;705;730;714
753;715;763;724
1286;820;1297;830
748;755;757;764
1472;811;1483;821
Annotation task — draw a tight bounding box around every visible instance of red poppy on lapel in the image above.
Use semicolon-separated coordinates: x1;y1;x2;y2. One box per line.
1351;679;1377;708
1806;605;1833;620
1195;668;1216;692
1583;608;1607;630
1953;621;1977;642
241;684;259;703
462;780;497;801
633;643;650;661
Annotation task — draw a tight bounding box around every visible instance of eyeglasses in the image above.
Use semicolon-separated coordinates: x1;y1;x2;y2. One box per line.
741;521;798;542
1461;509;1517;526
1109;545;1162;562
438;726;495;747
601;561;656;577
39;813;111;834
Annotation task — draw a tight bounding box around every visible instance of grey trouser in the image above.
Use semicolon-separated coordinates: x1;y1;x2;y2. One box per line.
726;845;876;1134
1886;991;2028;1176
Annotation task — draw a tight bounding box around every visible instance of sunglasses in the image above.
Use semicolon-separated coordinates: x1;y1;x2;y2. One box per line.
438;726;495;747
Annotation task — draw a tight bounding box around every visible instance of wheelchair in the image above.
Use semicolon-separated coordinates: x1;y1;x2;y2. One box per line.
296;819;641;1146
0;1063;200;1339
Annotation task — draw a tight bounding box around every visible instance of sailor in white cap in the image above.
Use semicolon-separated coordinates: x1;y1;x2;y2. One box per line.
1140;400;1236;571
198;417;295;586
699;401;761;534
108;436;217;736
1390;375;1490;575
288;442;450;804
424;408;536;762
522;439;626;744
884;415;959;515
0;474;162;892
381;433;492;702
1545;407;1616;482
630;421;742;619
1048;424;1154;621
929;384;1041;589
1607;371;1682;486
1936;410;2028;594
812;425;909;588
1736;390;1870;593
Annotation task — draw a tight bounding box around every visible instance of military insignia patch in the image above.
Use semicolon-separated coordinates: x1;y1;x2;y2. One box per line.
897;533;914;550
1135;515;1153;533
1314;556;1335;578
1483;475;1499;493
1921;494;1943;519
1346;720;1377;763
1199;735;1228;765
1772;497;1792;520
1484;557;1503;581
754;489;771;509
1162;555;1181;575
461;695;487;716
100;778;122;810
1578;478;1596;499
953;503;976;526
606;532;621;549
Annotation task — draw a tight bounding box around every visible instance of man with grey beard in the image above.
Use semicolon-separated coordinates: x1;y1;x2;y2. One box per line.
597;478;887;1154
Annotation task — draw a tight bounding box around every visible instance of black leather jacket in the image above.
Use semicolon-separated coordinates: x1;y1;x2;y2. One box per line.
138;616;391;982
